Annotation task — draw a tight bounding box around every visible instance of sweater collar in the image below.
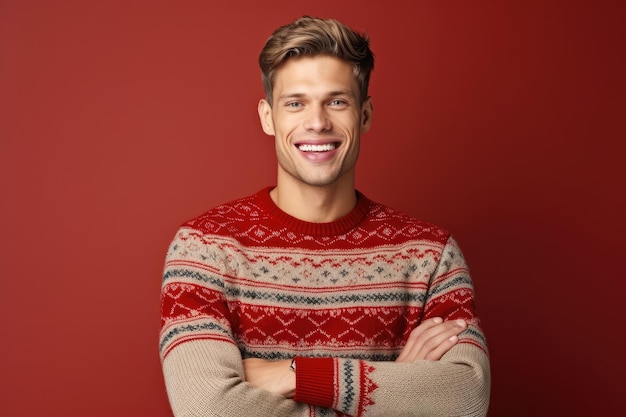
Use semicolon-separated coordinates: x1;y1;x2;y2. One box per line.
256;187;371;236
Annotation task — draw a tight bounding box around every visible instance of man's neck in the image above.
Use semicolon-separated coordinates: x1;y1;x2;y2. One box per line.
270;179;357;223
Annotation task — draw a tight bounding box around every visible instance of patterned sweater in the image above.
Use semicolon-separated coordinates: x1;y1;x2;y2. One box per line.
159;188;490;417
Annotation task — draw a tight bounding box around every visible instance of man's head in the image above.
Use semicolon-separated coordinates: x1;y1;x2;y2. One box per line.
257;17;375;204
259;16;374;106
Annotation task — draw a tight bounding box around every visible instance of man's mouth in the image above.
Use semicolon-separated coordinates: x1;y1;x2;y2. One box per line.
297;143;338;152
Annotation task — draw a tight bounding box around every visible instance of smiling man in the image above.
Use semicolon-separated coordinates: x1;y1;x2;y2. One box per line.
258;55;370;222
160;16;490;417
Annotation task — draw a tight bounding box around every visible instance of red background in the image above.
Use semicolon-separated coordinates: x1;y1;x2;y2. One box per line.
1;1;624;416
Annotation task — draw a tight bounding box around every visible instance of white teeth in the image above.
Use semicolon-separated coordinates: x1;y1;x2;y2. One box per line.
298;143;337;152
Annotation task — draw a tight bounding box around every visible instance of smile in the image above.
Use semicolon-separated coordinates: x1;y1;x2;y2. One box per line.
297;143;338;152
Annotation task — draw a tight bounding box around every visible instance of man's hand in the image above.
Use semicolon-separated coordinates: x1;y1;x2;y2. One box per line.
243;358;295;398
395;317;467;363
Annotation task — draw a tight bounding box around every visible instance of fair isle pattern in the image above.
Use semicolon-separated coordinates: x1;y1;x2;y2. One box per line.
331;359;379;417
358;362;378;417
160;189;488;415
161;235;454;356
160;234;484;359
336;359;357;415
185;190;450;248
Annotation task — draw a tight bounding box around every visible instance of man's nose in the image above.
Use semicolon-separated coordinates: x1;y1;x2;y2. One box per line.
303;105;332;132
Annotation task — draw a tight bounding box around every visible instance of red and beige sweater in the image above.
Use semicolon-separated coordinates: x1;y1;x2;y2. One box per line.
159;188;490;417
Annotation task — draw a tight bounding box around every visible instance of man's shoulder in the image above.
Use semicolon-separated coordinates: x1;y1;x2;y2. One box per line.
180;189;269;236
364;198;451;244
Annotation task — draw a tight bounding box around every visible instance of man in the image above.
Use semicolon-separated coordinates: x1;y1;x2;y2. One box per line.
160;16;490;416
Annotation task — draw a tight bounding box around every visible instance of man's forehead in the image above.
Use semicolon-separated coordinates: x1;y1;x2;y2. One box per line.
272;56;360;98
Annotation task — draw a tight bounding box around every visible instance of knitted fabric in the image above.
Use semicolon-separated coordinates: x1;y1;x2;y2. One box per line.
160;188;490;416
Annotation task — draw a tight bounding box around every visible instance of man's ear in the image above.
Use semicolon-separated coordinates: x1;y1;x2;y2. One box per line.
360;97;373;133
258;99;275;136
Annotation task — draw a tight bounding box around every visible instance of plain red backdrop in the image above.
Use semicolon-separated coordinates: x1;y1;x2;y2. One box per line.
1;1;624;416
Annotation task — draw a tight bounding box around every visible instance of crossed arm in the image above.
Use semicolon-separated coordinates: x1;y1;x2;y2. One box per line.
244;317;468;398
161;232;490;416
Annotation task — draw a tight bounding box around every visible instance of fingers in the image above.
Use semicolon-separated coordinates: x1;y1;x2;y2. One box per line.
396;317;467;363
420;332;460;361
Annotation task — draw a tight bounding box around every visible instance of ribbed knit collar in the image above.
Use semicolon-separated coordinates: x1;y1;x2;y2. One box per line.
255;187;371;236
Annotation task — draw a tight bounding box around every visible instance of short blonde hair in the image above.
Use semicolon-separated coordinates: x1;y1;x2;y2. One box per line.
259;16;374;105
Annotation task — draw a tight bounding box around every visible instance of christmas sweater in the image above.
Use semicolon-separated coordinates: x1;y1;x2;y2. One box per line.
159;188;490;417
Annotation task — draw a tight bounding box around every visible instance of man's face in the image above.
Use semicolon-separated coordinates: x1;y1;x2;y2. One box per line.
258;56;372;190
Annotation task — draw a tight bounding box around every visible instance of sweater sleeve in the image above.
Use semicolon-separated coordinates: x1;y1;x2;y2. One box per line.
159;228;309;417
292;236;491;417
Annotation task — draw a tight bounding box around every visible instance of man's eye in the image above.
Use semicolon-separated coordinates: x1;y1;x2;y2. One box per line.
286;102;302;108
329;99;347;106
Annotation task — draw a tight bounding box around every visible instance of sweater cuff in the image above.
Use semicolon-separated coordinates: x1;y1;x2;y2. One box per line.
293;356;335;408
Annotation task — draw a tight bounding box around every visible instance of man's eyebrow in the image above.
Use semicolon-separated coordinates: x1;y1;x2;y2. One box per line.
277;93;306;101
328;89;353;96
